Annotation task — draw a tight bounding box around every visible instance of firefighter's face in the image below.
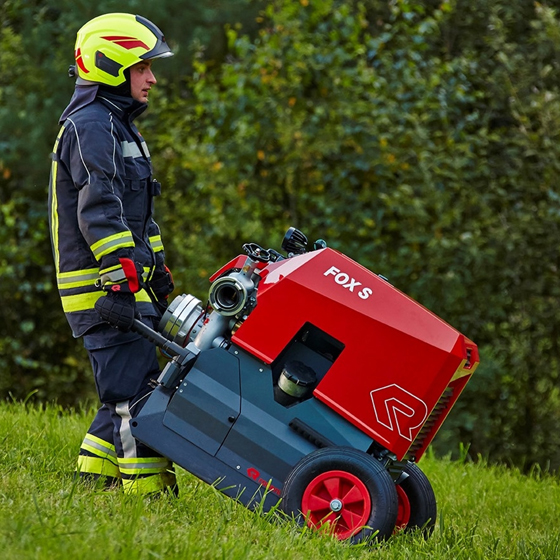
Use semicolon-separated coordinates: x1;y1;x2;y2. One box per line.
130;61;157;103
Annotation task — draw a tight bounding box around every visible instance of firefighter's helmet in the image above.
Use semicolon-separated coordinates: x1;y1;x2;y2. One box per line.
74;13;173;87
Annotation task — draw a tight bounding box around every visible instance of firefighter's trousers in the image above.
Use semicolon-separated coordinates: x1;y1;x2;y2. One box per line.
77;318;177;494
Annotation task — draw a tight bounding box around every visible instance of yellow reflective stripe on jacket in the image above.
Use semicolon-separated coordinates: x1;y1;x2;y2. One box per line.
149;235;164;253
99;266;127;286
135;290;151;303
80;433;118;462
99;263;122;275
57;268;99;289
77;455;121;478
118;456;171;476
61;289;152;313
50;124;67;275
90;231;135;260
50;160;60;272
62;292;104;313
143;266;155;282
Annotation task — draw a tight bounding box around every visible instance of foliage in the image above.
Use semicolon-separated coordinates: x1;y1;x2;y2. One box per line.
1;402;559;560
152;0;560;469
2;0;560;470
0;0;262;404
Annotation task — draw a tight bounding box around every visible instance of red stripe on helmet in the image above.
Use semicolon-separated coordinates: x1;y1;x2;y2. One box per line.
74;48;89;74
101;35;150;50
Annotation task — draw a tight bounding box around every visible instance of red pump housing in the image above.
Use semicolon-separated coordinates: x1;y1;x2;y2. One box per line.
228;247;479;462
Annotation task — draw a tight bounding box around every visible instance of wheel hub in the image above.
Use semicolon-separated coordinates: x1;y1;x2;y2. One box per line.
329;498;343;512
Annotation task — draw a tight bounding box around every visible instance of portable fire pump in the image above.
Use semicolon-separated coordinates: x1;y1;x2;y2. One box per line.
126;228;479;543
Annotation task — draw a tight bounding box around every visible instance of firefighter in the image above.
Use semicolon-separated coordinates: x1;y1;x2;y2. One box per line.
48;13;177;494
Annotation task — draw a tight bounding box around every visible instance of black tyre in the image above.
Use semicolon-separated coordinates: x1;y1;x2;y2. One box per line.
395;462;437;536
280;447;398;543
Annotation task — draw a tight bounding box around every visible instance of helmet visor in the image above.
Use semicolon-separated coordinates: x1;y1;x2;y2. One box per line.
136;15;174;60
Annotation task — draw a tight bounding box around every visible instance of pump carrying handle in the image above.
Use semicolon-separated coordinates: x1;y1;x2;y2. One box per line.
131;318;195;360
131;318;199;389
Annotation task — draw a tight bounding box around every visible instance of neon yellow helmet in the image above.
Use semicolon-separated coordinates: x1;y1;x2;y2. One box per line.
74;13;173;86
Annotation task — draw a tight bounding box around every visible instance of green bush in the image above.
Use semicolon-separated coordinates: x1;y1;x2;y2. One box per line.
2;0;560;470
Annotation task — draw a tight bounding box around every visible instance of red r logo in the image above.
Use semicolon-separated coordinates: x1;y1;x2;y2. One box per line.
247;468;260;481
370;384;428;442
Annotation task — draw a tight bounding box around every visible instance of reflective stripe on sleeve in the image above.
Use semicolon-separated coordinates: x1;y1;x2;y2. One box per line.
98;263;122;276
57;268;99;289
90;232;134;260
149;235;164;253
99;266;127;286
61;289;152;313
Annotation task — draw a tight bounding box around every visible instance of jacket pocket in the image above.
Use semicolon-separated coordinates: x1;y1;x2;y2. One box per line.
123;177;149;222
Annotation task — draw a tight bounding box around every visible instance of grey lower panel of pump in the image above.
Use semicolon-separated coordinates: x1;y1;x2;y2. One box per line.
132;343;374;508
162;348;242;456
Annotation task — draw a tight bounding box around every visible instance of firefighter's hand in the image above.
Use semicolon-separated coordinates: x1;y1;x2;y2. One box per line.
95;290;137;331
149;265;175;302
98;257;143;294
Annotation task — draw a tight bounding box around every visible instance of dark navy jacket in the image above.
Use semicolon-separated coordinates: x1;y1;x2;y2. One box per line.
48;87;165;337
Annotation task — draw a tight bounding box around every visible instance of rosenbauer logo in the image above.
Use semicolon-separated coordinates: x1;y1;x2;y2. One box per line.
247;467;281;496
370;384;428;442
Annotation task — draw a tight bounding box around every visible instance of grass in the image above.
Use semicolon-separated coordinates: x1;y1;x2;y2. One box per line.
0;401;559;560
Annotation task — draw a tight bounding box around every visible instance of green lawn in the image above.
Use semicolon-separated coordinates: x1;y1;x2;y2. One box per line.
0;402;558;559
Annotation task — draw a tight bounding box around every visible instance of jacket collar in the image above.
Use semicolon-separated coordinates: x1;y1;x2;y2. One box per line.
97;91;147;122
59;84;99;124
59;85;148;124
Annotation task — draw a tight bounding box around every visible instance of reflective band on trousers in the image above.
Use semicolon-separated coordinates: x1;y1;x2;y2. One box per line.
90;231;135;260
80;433;118;462
77;455;120;478
122;471;175;494
118;456;171;476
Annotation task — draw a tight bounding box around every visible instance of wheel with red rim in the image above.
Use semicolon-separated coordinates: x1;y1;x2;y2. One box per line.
281;447;398;543
394;462;436;536
395;484;411;529
301;470;371;540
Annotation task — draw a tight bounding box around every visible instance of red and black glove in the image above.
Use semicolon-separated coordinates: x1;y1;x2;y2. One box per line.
98;257;143;294
95;291;137;331
95;257;142;331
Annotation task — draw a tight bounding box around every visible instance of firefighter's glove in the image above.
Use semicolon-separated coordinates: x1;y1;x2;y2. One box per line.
95;291;137;332
98;257;144;294
149;265;175;301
